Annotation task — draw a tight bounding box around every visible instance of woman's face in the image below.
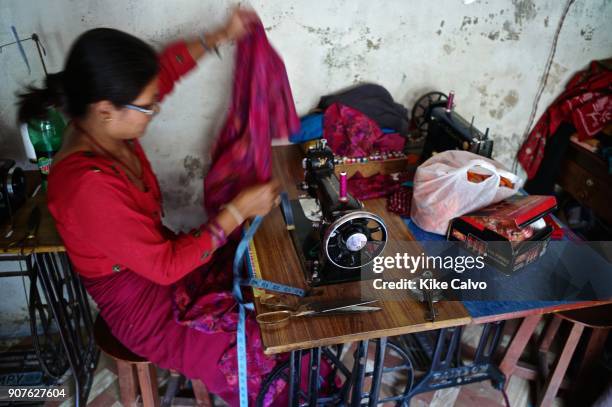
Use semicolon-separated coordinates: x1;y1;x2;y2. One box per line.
103;75;160;140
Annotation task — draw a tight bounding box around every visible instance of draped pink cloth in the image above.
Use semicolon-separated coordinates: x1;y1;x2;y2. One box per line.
204;20;300;216
172;19;302;405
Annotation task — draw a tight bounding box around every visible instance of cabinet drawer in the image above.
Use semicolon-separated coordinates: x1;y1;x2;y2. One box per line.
558;159;612;224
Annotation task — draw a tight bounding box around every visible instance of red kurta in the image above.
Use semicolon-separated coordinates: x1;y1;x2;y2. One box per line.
49;42;212;284
47;42;278;405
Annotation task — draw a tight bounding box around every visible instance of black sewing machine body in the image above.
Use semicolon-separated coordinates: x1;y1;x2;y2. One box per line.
412;91;494;162
302;143;361;220
284;141;388;286
0;159;26;225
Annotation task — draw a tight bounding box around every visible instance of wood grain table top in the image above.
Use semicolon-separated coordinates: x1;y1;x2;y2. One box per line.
251;145;471;354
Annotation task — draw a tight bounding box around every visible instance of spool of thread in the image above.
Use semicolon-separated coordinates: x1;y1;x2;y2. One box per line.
339;171;348;202
446;90;455;113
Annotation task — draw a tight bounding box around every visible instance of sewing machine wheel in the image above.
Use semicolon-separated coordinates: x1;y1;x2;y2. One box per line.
411;91;448;142
323;211;387;270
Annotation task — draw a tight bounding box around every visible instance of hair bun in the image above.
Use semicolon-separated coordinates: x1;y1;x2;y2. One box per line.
16;71;66;123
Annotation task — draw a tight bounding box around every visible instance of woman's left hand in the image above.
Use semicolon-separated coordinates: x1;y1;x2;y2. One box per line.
223;7;259;41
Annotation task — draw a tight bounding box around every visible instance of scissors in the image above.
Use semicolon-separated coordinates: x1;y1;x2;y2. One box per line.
256;298;381;326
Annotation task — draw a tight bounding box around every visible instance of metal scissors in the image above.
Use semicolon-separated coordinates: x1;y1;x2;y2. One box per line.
256;298;381;326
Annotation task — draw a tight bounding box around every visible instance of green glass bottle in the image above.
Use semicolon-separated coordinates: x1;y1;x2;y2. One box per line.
20;108;65;190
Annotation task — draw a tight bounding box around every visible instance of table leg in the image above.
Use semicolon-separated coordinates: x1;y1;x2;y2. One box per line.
350;340;369;406
401;323;506;404
537;322;584;407
307;348;321;407
499;314;542;382
289;349;303;407
570;327;610;406
258;339;414;406
367;337;387;407
32;252;99;406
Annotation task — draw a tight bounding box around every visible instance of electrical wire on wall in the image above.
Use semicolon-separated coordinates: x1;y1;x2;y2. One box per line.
512;0;576;173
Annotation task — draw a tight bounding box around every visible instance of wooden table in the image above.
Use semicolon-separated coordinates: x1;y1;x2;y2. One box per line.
249;146;474;405
251;146;470;355
0;172;98;406
0;193;65;254
248;145;612;405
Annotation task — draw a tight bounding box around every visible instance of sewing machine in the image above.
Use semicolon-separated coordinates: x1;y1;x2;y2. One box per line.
282;139;388;286
412;91;494;161
0;159;26;225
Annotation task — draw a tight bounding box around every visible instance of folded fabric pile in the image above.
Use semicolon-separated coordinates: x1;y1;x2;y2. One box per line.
323;103;406;157
289;83;409;157
318;83;410;135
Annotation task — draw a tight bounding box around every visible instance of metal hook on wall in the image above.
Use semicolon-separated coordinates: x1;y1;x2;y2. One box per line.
0;26;48;76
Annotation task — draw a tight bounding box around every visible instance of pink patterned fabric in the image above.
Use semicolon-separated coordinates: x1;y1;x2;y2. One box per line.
172;19;301;405
323;103;405;157
172;251;287;406
204;20;299;216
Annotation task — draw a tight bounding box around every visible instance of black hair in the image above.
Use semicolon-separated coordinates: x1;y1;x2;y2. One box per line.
17;28;159;123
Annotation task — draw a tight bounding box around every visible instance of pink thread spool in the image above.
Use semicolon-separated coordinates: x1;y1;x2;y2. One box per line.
446;90;455;113
339;171;348;202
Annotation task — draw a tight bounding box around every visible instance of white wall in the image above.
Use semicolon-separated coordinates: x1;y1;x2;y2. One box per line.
0;0;611;335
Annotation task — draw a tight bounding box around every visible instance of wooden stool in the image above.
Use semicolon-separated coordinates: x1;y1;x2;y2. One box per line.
94;315;213;407
499;304;612;407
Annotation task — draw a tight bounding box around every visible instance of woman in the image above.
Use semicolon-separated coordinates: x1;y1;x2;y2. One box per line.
17;8;282;405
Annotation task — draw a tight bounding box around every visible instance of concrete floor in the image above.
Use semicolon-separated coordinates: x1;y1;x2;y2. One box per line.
43;324;569;406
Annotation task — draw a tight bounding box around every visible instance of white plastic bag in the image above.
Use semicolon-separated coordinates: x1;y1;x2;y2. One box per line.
410;150;523;235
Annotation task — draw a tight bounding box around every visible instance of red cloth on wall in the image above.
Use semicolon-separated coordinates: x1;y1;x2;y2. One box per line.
517;60;612;179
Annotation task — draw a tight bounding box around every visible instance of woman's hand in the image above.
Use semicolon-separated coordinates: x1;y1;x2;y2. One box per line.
223;7;259;42
232;180;281;219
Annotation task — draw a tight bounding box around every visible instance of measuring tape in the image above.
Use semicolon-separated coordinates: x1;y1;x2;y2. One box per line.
232;214;305;406
240;277;305;297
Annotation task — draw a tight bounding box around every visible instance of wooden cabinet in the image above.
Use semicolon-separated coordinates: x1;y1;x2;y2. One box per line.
557;142;612;225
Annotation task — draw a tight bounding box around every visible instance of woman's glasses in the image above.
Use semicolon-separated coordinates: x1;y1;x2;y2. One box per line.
124;102;160;116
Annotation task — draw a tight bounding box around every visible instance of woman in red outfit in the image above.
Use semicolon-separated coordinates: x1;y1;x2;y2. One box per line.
17;8;283;405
